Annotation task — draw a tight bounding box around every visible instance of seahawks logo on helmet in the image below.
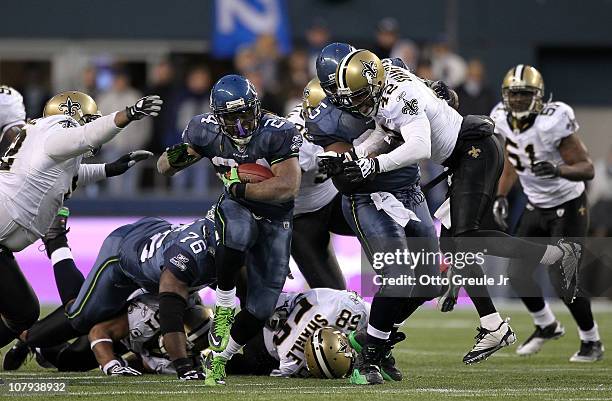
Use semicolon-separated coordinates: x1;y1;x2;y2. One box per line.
58;96;82;116
360;60;378;83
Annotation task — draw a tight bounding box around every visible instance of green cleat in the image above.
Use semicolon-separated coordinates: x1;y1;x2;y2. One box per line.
204;353;227;386
349;344;385;385
208;305;235;352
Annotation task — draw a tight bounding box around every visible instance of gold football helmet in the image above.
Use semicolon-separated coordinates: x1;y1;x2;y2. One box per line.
305;327;354;379
184;305;213;352
43;91;101;126
301;78;326;118
334;49;385;117
502;65;544;120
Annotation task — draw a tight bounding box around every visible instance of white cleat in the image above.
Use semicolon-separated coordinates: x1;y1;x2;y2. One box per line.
516;321;565;356
463;318;517;364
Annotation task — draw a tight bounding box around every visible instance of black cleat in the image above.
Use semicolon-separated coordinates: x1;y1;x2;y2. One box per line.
570;341;604;362
516;321;565;356
3;341;31;371
42;207;70;258
349;344;385;385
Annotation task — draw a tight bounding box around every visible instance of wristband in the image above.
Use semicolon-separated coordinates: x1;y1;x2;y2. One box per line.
231;183;247;199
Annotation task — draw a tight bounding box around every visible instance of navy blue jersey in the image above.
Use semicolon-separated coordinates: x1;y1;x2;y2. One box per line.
117;217;216;293
183;112;302;219
305;99;420;193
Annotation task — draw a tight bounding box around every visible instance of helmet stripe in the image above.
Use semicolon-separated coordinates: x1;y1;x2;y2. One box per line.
515;64;524;81
309;331;327;377
313;329;335;378
337;50;361;90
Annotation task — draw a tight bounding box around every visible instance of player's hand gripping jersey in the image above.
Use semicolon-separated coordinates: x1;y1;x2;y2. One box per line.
263;289;369;377
0;114;118;238
285;104;338;215
490;101;584;208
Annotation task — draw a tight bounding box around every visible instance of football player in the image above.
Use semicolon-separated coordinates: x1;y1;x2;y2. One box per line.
492;65;603;362
306;43;440;385
327;49;583;383
5;292;212;376
157;74;302;385
284;78;355;290
226;288;369;377
8;213;217;380
0;90;161;349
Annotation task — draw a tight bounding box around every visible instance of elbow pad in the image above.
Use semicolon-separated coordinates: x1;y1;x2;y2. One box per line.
159;292;187;335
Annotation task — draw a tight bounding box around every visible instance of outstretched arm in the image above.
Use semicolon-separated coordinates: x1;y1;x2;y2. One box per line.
157;143;202;176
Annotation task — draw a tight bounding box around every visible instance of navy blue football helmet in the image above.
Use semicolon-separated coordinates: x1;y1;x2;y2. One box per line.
210;74;261;146
315;42;356;105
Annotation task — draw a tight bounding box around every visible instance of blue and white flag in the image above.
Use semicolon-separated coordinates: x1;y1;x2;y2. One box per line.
212;0;292;58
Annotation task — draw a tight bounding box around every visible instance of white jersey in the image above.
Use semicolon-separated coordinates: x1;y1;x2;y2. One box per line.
286;105;338;215
0;114;116;240
374;65;463;164
263;289;369;377
0;86;26;134
490;101;584;208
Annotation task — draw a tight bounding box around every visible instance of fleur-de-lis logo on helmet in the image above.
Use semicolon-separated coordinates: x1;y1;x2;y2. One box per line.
360;60;378;83
58;96;82;117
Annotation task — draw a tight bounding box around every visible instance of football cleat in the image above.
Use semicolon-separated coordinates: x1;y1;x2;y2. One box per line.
204;353;227;386
516;321;565;356
569;341;604;363
438;265;461;313
349;344;385;385
556;239;582;302
208;305;235;352
3;340;31;371
42;207;70;258
348;329;405;381
463;319;516;364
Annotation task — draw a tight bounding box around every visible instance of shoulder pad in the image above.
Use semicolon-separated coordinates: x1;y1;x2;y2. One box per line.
182;113;221;146
39;114;80;129
489;102;507;122
536;101;576;133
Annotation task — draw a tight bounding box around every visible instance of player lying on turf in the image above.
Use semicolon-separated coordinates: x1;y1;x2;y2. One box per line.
4;292;211;376
0;89;161;349
491;65;604;362
6;210;217;380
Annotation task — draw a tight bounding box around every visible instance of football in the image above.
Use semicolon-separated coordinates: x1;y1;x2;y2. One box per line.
236;163;274;183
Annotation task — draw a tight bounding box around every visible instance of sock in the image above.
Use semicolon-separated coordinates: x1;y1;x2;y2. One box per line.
51;249;85;305
215;287;236;308
480;312;503;331
578;322;600;342
530;303;556;328
366;324;390;345
216;336;243;360
539;245;563;265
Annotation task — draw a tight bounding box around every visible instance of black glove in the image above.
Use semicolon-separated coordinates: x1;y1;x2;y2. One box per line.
492;195;509;231
174;357;205;381
343;158;379;183
317;151;346;178
105;150;153;177
126;95;163;121
430;81;459;110
166;143;198;169
532;161;559;178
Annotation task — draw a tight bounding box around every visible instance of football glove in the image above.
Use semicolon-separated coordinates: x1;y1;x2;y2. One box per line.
126;95;163;121
317;151;346;178
344;157;379;183
174;357;206;381
166;143;198;169
532;161;560;178
430;80;459;110
221;167;241;188
102;360;142;376
105;150;153;177
492;195;509;231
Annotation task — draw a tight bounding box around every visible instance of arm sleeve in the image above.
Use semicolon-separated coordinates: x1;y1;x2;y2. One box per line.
353;125;388;157
77;163;107;186
375;117;432;172
267;127;302;165
162;244;198;285
44;112;121;160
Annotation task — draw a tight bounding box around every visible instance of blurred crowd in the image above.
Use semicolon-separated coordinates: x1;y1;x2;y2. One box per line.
7;17;611;236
